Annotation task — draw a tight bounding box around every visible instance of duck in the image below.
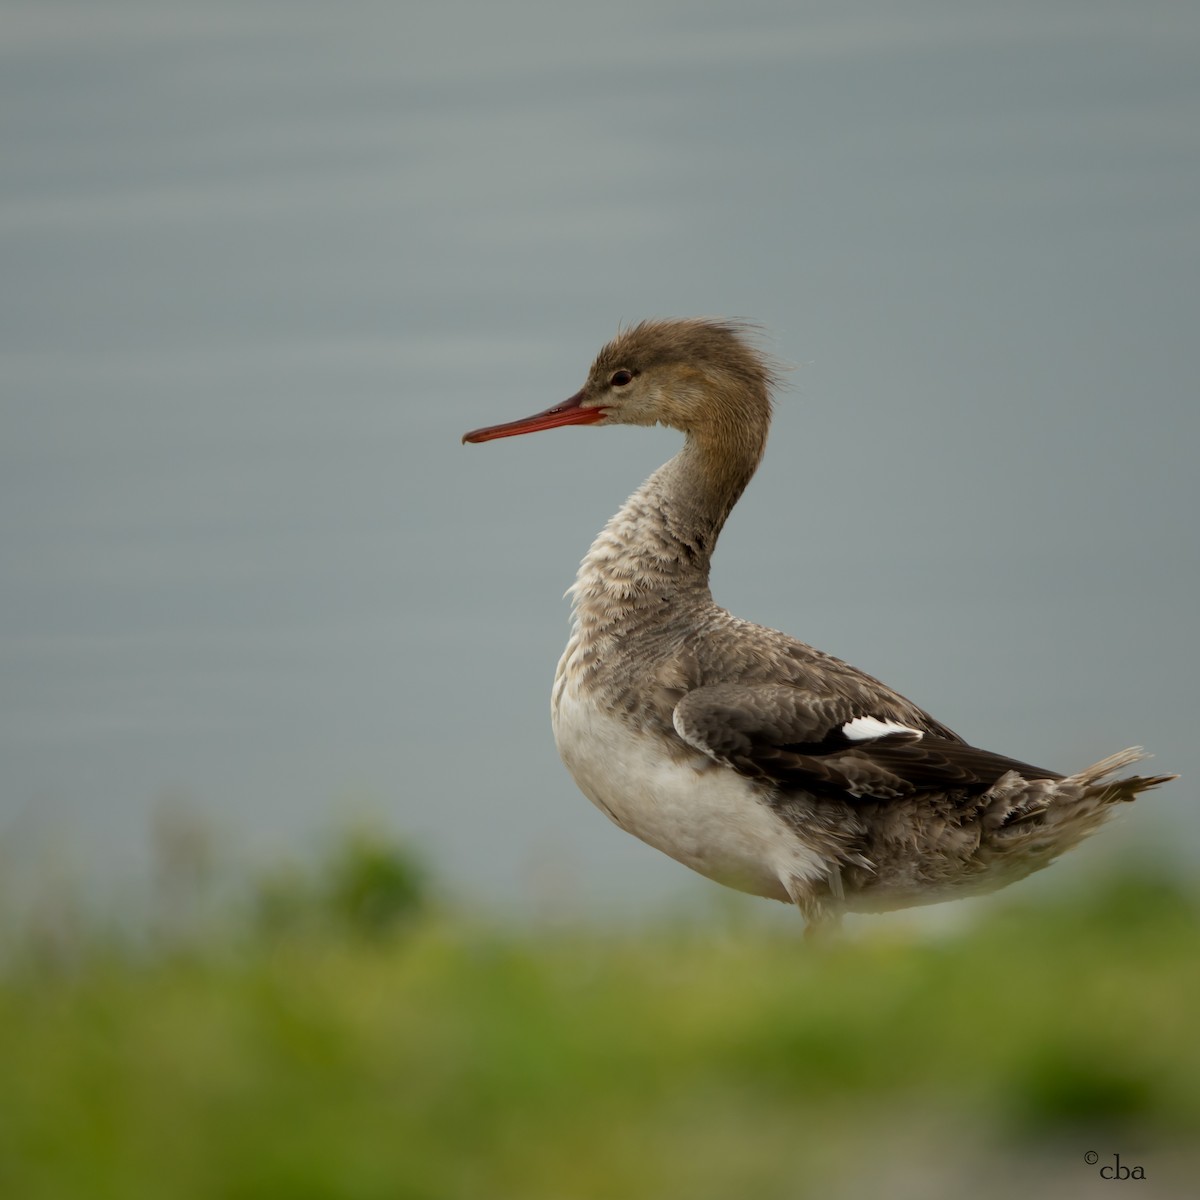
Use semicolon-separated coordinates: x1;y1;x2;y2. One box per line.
462;318;1174;929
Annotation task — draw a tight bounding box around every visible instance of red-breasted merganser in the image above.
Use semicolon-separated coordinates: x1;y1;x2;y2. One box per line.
463;319;1174;929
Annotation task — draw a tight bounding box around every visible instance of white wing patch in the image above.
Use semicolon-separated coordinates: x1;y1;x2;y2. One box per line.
842;715;924;741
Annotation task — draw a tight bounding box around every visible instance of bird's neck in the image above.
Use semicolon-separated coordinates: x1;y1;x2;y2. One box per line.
568;421;768;636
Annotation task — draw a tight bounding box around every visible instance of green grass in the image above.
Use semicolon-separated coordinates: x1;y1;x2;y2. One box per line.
1;856;1197;1200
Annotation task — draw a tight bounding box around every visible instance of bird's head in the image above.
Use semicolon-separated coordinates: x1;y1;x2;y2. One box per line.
462;318;776;445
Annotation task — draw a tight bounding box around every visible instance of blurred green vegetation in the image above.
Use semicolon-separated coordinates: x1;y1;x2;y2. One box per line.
0;831;1197;1200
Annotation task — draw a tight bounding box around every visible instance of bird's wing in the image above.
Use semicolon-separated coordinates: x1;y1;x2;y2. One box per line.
672;683;1061;800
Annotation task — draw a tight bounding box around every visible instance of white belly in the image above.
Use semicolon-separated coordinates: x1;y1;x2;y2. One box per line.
552;683;828;901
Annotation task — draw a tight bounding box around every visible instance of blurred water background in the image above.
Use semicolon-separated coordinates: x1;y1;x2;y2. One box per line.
2;0;1197;921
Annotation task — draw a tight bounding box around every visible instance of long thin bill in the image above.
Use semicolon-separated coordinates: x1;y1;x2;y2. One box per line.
462;390;603;444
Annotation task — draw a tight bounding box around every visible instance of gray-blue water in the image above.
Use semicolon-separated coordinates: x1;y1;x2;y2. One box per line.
3;0;1197;918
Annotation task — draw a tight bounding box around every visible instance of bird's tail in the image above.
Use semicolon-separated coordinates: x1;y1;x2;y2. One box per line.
976;748;1174;884
1069;747;1177;803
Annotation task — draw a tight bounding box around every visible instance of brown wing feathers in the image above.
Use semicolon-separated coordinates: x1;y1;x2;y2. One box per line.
673;683;1062;801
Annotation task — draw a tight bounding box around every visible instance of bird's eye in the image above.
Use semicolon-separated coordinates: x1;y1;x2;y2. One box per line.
610;369;634;387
